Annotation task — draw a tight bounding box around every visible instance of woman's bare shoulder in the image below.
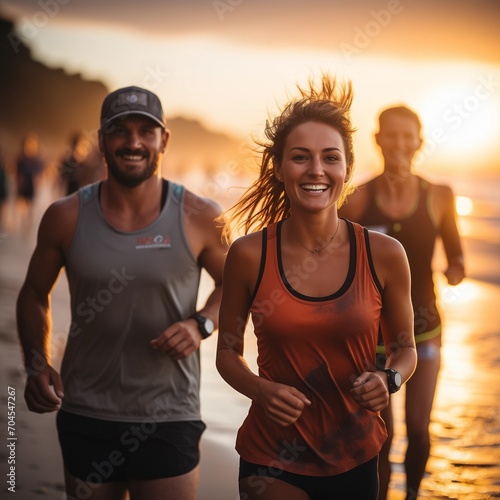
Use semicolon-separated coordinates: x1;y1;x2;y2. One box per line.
228;231;264;262
367;229;406;259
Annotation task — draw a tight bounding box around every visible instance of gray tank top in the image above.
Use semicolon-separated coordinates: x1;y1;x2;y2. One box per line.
61;181;202;422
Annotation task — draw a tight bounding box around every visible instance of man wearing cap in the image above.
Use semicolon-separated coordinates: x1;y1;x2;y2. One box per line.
16;86;228;499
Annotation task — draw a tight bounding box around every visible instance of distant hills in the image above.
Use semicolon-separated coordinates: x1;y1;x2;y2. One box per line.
0;15;253;180
0;17;107;160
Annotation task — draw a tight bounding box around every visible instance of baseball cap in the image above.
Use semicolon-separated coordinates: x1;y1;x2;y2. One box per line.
100;86;165;131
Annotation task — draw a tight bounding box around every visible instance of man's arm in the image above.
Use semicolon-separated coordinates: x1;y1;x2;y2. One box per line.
17;196;77;412
190;196;228;329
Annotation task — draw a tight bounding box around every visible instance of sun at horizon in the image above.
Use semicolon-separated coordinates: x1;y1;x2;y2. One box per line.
416;80;500;174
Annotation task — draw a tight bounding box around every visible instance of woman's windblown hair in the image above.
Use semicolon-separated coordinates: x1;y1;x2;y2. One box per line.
221;74;356;243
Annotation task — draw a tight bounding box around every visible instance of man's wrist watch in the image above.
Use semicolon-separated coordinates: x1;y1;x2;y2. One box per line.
190;313;215;339
383;368;402;394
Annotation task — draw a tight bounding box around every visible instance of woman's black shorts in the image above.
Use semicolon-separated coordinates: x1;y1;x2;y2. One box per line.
239;455;379;499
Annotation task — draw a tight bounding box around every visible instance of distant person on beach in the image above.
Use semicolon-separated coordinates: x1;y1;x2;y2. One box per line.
15;132;45;225
216;75;417;499
339;105;465;500
58;131;106;196
0;144;9;230
16;86;228;500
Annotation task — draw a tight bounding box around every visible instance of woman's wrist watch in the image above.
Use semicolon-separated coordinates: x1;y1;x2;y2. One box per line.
190;313;215;339
383;368;402;394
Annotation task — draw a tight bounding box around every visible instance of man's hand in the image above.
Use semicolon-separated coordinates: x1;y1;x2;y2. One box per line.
150;319;202;361
25;365;64;413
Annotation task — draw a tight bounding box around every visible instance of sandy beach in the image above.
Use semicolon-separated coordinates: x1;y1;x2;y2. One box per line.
1;178;499;500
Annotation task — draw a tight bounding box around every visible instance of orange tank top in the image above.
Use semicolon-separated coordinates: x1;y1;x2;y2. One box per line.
236;219;387;476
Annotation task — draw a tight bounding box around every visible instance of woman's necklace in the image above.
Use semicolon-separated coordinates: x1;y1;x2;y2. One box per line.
290;219;341;255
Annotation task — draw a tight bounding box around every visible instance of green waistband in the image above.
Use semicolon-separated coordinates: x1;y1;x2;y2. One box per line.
415;324;441;343
376;325;441;354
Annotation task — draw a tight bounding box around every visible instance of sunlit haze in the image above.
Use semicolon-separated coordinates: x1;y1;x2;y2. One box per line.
2;0;500;179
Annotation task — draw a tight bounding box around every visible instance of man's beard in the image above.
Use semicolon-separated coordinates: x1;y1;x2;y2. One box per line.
105;148;160;188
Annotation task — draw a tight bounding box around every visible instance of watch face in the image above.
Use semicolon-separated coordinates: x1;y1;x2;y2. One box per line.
204;318;215;334
384;369;402;393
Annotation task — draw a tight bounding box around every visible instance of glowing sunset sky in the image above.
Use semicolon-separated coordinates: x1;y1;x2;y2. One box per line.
1;0;499;178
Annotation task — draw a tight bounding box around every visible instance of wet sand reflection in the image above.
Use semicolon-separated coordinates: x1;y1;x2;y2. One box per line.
388;277;500;499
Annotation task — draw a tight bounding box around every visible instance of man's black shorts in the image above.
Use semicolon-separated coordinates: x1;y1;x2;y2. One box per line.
56;410;206;483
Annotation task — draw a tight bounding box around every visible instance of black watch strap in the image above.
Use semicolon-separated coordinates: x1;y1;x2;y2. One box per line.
383;368;402;394
190;313;215;339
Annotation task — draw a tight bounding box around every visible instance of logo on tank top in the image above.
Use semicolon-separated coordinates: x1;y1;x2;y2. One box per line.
135;234;171;249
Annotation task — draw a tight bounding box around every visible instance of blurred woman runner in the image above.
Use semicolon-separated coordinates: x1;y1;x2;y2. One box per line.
340;105;465;499
216;75;417;500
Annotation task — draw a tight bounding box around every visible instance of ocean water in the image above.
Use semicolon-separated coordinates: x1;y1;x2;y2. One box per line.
416;174;500;499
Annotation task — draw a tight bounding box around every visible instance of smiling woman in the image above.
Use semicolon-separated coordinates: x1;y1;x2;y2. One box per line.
216;74;417;500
